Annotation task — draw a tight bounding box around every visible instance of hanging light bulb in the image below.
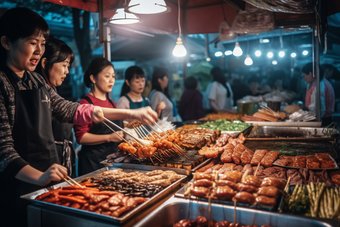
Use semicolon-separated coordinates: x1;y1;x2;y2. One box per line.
128;0;169;14
244;54;253;66
233;42;243;57
110;8;140;24
172;0;187;57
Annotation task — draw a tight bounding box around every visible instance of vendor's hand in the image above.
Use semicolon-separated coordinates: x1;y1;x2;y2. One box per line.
92;106;104;123
109;131;124;142
38;164;68;186
129;106;158;125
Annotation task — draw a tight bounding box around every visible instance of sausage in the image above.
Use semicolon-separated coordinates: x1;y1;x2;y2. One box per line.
42;197;59;203
119;197;129;206
70;203;81;209
112;206;133;217
133;197;148;204
90;195;109;204
109;205;121;211
89;201;107;211
93;191;118;196
60;202;71;207
108;193;124;206
232;192;255;204
194;173;213;181
81;203;89;210
36;191;53;201
255;196;276;207
242;175;262;188
196;159;220;172
237;184;258;194
190;187;210;198
101;202;111;211
220;171;243;183
193;179;213;188
101;211;112;216
215;180;238;191
257;186;279;198
58;195;88;204
215;221;230;227
260;177;286;190
212;186;235;200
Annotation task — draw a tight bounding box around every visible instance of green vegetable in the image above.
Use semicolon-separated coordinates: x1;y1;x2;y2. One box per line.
199;119;250;132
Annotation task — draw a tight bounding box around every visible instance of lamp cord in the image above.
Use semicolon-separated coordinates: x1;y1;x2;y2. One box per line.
178;0;181;38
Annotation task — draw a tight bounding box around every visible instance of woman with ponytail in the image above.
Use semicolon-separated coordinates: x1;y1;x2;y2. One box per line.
74;58;124;176
207;67;234;112
116;66;150;121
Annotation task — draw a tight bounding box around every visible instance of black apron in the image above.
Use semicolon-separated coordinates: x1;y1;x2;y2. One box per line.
124;94;150;109
52;117;75;177
78;96;122;176
0;69;58;227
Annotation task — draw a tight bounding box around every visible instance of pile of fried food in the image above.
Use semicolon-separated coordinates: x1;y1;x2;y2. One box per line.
188;170;286;207
125;119;143;129
117;130;185;162
176;128;221;150
286;182;340;219
98;168;182;188
273;153;336;169
35;169;183;218
241;105;286;122
174;215;272;227
35;185;148;217
199;112;242;121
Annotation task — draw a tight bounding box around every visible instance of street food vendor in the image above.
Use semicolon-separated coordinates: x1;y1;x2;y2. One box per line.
302;62;335;126
35;36;76;177
0;8;157;227
117;66;151;119
74;58;124;176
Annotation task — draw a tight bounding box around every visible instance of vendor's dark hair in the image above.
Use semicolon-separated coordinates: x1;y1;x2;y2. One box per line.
0;7;49;68
322;63;340;79
184;77;198;90
120;66;145;97
35;36;74;86
84;58;114;88
211;67;230;98
151;67;172;102
302;62;324;80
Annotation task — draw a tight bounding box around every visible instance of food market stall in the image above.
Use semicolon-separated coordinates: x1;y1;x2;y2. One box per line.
20;0;340;226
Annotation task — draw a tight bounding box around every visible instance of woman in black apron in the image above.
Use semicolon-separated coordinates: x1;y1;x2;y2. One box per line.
75;58;124;176
117;66;150;113
0;8;157;227
35;37;76;177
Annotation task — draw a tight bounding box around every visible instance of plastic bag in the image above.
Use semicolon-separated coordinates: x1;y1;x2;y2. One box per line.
231;4;274;35
219;20;237;41
243;0;315;14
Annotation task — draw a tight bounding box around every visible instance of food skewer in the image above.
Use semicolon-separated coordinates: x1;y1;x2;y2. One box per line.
102;121;132;146
254;162;261;177
67;176;85;188
63;178;74;187
103;117;152;145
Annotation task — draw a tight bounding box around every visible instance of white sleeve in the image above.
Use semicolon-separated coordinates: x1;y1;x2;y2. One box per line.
150;91;163;111
308;87;316;111
208;82;217;101
116;96;130;109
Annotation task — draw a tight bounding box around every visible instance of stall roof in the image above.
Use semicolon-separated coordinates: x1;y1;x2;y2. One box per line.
40;0;340;35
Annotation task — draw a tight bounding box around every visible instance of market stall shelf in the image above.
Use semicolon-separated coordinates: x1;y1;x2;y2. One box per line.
21;165;187;224
135;197;338;227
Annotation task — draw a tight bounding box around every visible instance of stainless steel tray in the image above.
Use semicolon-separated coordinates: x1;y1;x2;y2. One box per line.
244;126;339;141
174;183;281;212
273;154;339;170
135;197;338;227
21;165;187;224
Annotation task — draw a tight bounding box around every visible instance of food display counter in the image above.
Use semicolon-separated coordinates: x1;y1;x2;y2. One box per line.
23;120;340;227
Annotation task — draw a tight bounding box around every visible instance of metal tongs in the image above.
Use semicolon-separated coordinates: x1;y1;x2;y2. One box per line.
103;117;152;146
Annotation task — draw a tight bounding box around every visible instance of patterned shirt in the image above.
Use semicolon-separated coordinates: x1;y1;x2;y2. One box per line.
0;68;80;179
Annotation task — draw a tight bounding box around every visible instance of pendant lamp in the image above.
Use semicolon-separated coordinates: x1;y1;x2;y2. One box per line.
110;8;140;24
128;0;169;14
172;0;187;57
233;42;243;57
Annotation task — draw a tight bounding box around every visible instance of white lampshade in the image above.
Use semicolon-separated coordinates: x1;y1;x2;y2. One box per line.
128;0;169;14
110;8;140;24
233;42;243;57
244;54;253;66
172;37;187;57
